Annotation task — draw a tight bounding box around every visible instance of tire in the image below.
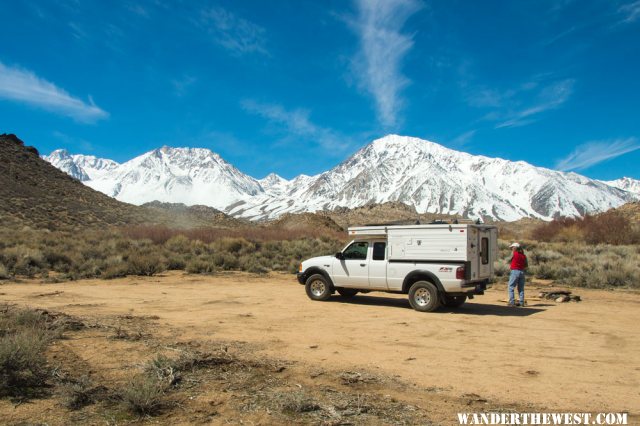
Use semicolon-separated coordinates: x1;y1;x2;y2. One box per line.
443;294;467;308
337;288;358;298
408;281;441;312
305;274;332;301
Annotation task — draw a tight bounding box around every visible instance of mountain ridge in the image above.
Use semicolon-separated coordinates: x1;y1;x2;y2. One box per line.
43;134;639;222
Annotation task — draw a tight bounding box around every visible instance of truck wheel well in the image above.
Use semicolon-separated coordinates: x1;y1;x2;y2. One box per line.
402;271;444;294
304;267;335;290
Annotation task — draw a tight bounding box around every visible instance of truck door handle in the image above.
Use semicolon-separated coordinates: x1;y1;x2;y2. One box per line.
360;263;366;267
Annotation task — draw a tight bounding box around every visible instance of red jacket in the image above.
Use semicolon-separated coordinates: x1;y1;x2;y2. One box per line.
510;251;528;270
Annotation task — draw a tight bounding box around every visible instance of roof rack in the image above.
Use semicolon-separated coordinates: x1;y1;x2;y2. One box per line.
365;219;421;226
365;218;479;226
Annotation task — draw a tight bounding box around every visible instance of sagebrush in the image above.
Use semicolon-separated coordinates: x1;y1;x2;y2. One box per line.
494;240;640;289
0;226;344;280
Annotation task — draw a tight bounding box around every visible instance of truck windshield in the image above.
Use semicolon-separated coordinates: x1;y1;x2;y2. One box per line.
343;242;369;260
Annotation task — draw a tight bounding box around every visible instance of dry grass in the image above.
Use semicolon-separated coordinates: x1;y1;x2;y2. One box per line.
0;306;61;397
0;226;343;281
120;373;167;416
122;224;345;244
531;210;640;245
494;240;640;289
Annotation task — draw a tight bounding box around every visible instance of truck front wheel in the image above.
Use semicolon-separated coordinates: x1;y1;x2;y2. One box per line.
305;274;332;301
408;281;441;312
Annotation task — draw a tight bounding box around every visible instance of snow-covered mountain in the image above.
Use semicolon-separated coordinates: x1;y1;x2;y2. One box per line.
44;147;263;208
44;135;639;221
45;149;119;182
603;177;640;196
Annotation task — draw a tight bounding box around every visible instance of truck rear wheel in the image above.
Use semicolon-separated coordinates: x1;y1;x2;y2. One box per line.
337;288;358;298
443;295;467;308
305;274;332;301
408;281;440;312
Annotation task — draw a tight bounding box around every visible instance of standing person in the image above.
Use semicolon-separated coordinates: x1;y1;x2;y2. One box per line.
507;242;528;307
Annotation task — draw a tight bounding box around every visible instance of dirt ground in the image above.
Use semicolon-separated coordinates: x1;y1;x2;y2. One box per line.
1;271;639;424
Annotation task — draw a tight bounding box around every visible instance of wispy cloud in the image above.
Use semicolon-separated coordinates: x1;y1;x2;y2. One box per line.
495;79;574;128
241;99;351;153
449;130;476;148
0;61;108;123
466;89;509;108
200;6;267;55
349;0;423;128
555;138;640;171
467;78;574;129
619;1;640;23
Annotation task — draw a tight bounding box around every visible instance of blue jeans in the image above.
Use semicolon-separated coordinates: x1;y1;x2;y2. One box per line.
508;270;525;305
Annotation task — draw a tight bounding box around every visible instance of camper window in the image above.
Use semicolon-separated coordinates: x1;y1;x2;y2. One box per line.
481;237;489;265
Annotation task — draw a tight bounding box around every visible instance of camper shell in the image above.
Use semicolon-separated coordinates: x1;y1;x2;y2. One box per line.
347;223;498;282
297;222;498;312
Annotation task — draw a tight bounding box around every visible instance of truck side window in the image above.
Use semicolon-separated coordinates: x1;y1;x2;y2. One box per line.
372;242;386;261
481;237;489;264
343;242;369;260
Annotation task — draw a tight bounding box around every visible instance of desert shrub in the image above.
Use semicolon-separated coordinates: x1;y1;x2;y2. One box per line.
75;258;105;279
164;235;191;252
43;250;74;273
287;259;300;274
185;258;216;275
0;328;50;394
531;211;640;245
276;390;320;414
531;263;558;280
61;375;94;410
190;240;208;256
165;256;187;271
4;246;45;277
126;253;166;276
493;261;509;277
102;263;129;280
554;225;585;243
529;249;562;264
238;255;268;274
122;225;174;245
0;225;344;279
213;253;239;270
120;374;166;416
212;237;254;255
0;264;9;280
144;354;182;387
573;262;640;288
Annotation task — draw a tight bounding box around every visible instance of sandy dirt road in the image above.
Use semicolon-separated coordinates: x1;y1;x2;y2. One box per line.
1;271;639;420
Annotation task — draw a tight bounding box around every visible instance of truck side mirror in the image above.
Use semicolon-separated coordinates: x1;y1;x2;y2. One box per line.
335;252;345;260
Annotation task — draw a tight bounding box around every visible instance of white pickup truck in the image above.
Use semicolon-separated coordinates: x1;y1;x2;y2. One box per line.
297;223;498;312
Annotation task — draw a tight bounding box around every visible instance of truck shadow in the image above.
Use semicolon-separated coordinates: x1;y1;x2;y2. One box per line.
441;303;549;316
327;295;548;316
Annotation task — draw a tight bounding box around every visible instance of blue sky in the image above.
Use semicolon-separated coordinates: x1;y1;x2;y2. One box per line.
1;0;639;180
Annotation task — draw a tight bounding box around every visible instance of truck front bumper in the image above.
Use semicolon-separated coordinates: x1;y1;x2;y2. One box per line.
296;272;306;285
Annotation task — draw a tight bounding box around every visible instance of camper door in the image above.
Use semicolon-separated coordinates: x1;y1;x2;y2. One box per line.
478;228;492;278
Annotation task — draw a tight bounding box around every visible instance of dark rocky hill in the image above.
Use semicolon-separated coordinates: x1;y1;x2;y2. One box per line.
0;134;241;230
0;133;153;229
